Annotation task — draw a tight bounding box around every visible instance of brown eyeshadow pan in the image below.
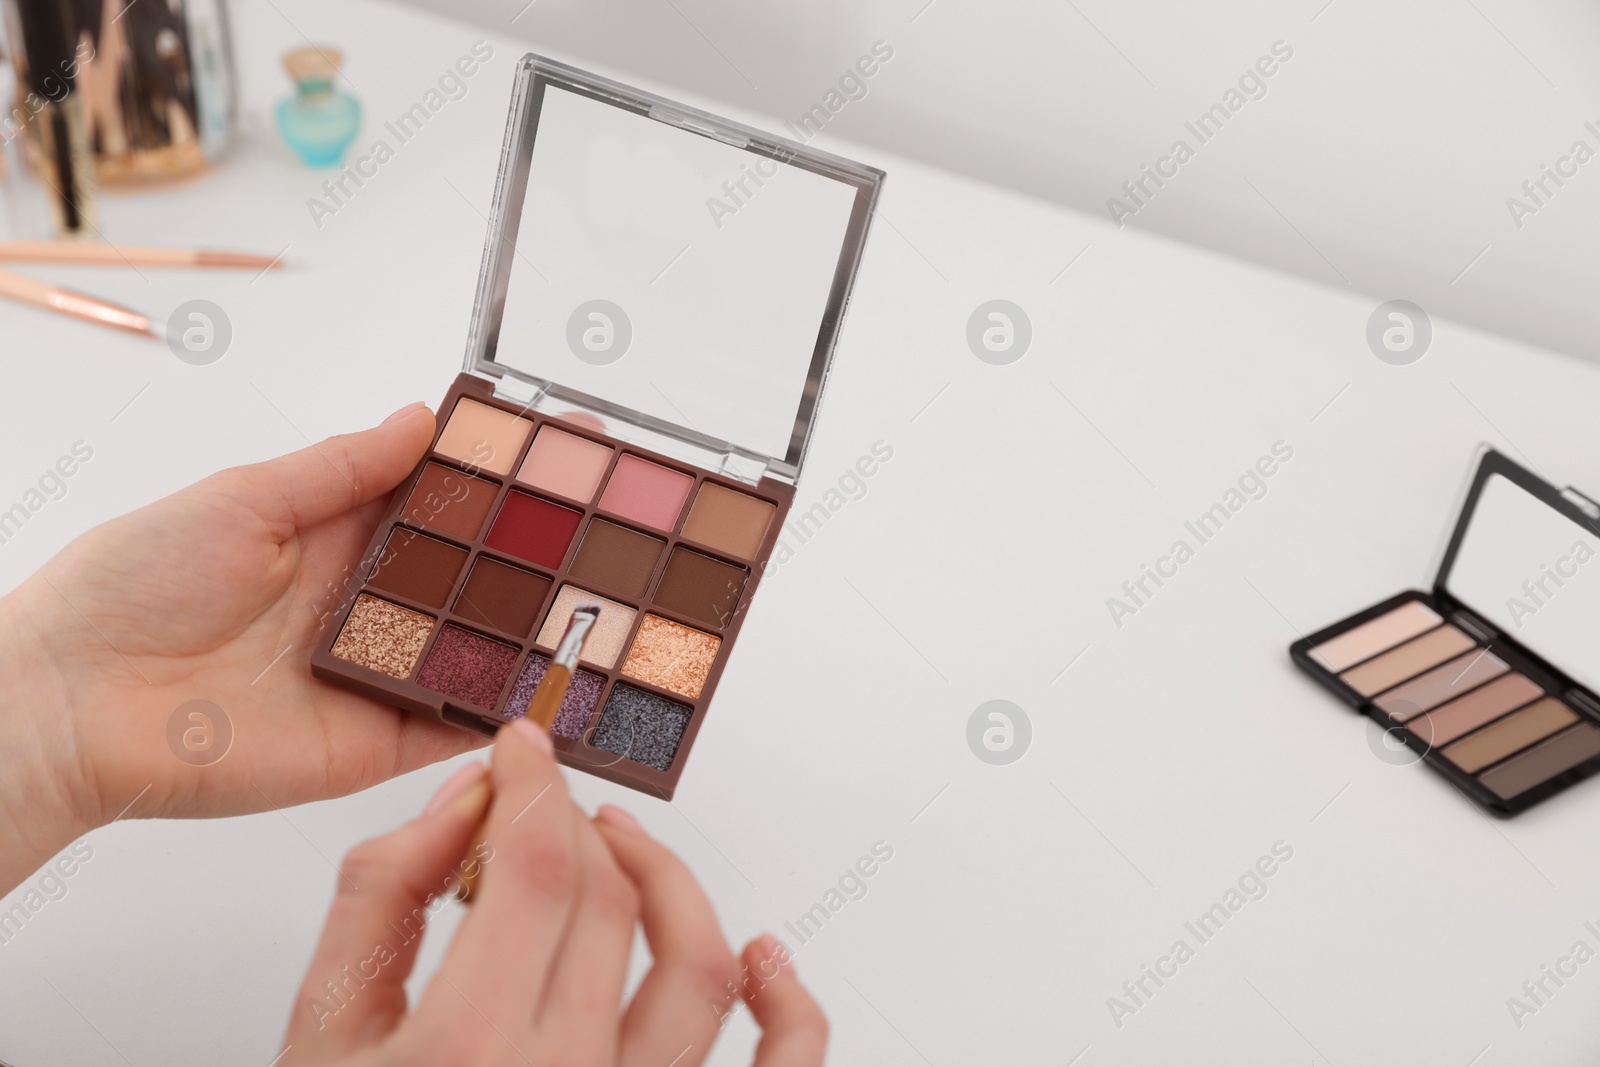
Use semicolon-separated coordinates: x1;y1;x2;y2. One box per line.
654;548;747;630
568;520;664;599
1442;698;1578;774
404;463;499;542
1479;723;1600;800
368;529;469;609
454;557;553;638
681;482;775;559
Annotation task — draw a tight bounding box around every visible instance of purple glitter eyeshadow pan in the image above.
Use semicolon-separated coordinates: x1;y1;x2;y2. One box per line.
504;654;605;741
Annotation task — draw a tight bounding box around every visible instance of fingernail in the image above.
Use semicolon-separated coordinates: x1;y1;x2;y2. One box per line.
597;804;645;835
508;716;553;756
383;400;429;425
759;933;792;974
448;777;493;819
425;761;487;815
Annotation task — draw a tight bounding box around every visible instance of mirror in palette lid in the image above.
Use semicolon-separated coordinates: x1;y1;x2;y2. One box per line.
462;54;884;486
1435;448;1600;697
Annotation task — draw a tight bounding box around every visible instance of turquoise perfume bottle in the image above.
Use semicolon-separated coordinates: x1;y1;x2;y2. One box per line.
276;47;360;167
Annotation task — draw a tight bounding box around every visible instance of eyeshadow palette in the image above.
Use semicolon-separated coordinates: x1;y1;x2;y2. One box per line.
310;55;883;798
1292;449;1600;815
315;376;793;795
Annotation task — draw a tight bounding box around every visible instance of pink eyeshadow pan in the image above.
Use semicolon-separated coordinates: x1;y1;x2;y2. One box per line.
599;454;694;531
518;426;614;504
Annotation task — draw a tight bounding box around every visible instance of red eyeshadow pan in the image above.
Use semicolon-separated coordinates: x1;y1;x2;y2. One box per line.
484;492;582;568
599;455;694;531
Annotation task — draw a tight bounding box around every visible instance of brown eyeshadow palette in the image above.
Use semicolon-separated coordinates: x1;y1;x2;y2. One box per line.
1292;450;1600;815
311;57;882;798
311;376;794;798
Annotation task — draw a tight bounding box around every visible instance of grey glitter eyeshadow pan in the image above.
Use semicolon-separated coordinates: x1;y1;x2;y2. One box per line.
592;684;693;771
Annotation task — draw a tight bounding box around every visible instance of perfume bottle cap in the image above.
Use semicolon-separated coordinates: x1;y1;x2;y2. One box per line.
282;46;342;85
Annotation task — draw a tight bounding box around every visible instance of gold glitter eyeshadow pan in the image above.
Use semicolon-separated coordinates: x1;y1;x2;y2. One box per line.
310;55;883;799
1291;449;1600;815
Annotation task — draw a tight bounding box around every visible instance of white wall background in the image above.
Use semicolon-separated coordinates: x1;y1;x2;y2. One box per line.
391;0;1600;365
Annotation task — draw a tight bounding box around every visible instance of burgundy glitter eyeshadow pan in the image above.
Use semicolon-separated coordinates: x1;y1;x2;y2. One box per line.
417;625;520;709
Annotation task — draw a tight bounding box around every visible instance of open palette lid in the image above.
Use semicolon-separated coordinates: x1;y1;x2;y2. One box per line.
1435;448;1600;695
462;54;884;486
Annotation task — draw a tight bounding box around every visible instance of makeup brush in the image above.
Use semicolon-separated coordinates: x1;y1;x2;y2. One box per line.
457;602;602;903
0;267;155;337
0;241;285;270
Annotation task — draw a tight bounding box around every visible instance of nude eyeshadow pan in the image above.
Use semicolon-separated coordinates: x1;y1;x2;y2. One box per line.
312;382;794;799
682;482;775;559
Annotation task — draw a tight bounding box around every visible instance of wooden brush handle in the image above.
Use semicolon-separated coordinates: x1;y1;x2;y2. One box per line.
525;664;573;731
457;667;575;903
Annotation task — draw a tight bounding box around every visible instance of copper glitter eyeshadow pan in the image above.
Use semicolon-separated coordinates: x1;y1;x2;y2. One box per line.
311;386;794;798
310;55;883;799
1290;449;1600;815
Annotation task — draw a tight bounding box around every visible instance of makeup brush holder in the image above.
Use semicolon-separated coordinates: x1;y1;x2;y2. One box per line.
2;0;237;185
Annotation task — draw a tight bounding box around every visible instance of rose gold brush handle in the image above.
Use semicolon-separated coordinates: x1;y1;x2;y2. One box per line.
0;266;155;336
0;240;285;270
457;604;601;903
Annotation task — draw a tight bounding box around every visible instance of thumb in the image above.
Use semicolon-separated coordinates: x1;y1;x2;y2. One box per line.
212;402;435;537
